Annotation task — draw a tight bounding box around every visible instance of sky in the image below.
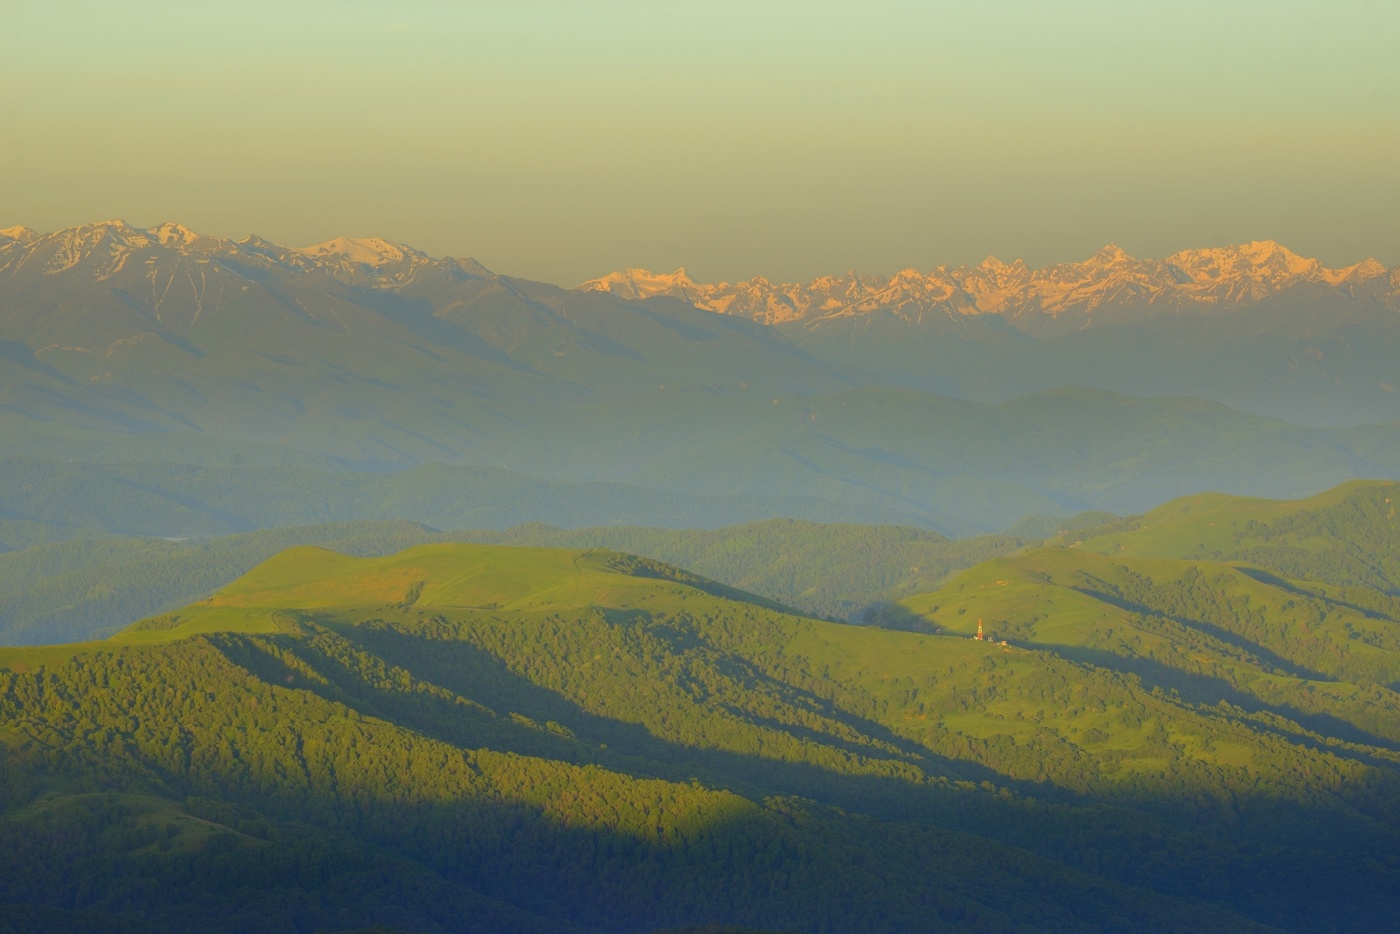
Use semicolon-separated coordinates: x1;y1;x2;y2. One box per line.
2;0;1397;285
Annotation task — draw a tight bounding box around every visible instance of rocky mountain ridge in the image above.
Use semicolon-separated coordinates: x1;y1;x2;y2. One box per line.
7;222;1395;332
0;219;493;297
580;241;1397;326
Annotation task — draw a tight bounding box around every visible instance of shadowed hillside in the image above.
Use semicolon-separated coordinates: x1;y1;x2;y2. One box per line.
879;480;1400;760
0;539;1394;930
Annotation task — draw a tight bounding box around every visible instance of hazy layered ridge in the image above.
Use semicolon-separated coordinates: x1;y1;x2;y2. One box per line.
4;386;1399;544
4;222;1400;535
0;221;840;465
584;243;1400;425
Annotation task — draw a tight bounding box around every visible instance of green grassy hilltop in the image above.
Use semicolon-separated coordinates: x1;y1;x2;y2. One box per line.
882;480;1400;746
0;515;1036;645
0;496;1397;931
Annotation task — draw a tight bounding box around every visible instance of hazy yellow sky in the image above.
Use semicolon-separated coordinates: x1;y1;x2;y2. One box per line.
2;1;1397;284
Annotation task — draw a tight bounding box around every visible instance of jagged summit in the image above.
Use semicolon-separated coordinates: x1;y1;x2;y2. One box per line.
1344;257;1389;282
580;241;1396;325
977;255;1027;273
150;221;205;247
1092;243;1131;263
235;233;282;250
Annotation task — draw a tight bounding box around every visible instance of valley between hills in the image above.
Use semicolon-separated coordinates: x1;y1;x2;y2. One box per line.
3;221;1400;932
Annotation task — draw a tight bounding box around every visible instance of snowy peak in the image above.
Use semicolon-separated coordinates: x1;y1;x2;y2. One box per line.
291;235;444;286
1333;257;1388;284
1166;240;1321;298
150;222;207;248
296;236;415;268
1093;243;1130;263
579;266;702;302
580;243;1396;326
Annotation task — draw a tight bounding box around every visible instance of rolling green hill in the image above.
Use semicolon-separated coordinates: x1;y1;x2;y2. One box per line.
0;514;1053;645
879;480;1400;750
1076;478;1400;591
0;539;1396;931
462;519;1043;622
0;521;453;645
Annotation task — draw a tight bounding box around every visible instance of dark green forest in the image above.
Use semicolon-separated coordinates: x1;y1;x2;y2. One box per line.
0;481;1396;931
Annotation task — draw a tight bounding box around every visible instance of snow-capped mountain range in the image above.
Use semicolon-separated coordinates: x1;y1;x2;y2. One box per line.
0;219;492;294
5;222;1394;331
3;220;1399;432
2;219;1400;527
580;242;1396;326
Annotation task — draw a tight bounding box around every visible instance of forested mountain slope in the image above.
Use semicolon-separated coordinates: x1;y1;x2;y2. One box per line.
0;541;1395;931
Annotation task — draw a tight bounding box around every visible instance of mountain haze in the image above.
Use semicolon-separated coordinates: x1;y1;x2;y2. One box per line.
3;221;1400;536
584;242;1400;425
0;220;838;462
